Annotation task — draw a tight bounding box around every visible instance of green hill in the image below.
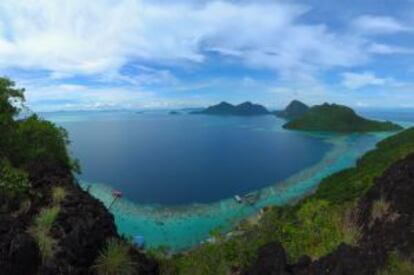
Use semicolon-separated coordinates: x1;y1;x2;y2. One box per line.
283;103;402;132
274;100;309;120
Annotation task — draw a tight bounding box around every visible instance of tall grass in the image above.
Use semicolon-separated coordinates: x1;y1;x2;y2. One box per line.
29;206;61;262
93;239;135;275
34;206;60;231
372;197;390;222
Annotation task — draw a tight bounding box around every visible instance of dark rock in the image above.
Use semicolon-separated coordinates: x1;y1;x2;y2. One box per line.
0;215;41;275
245;241;290;275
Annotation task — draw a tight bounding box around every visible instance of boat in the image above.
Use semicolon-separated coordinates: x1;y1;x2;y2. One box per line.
234;195;243;203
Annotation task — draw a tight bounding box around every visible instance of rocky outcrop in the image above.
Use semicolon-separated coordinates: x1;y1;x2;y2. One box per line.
0;215;41;275
1;161;159;275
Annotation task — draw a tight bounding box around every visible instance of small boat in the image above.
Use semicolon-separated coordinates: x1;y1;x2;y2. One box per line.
234;195;243;203
112;190;123;198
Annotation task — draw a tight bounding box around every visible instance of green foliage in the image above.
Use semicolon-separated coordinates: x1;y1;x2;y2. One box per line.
0;161;30;200
52;186;67;205
10;115;72;168
94;239;135;275
34;206;60;232
315;128;414;204
379;252;414;275
284;103;402;132
0;77;25;154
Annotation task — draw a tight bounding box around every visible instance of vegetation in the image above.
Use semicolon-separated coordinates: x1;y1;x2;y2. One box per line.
158;127;414;274
33;206;61;231
29;206;61;262
379;252;414;275
372;197;391;221
30;228;57;263
94;239;135;275
0;161;30;202
283;103;402;132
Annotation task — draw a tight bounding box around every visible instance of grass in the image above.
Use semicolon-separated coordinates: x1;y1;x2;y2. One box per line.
29;206;61;262
93;239;135;275
30;228;57;262
52;186;67;205
34;206;60;231
372;197;391;222
378;252;414;275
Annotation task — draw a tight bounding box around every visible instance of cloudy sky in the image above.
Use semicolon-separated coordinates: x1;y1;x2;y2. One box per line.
1;0;414;111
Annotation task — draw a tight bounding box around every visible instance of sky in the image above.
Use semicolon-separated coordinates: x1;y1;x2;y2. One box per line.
1;0;414;111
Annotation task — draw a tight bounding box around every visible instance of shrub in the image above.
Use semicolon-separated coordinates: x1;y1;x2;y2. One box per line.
94;239;135;275
379;252;414;275
34;206;60;231
372;197;390;221
52;186;67;205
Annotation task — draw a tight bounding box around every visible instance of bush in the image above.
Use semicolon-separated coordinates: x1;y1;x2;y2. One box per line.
11;115;72;168
94;239;135;275
379;252;414;275
0;161;30;200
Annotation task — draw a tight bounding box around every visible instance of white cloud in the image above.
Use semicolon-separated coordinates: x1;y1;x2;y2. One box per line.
352;15;412;35
341;71;392;89
0;0;369;79
368;43;414;54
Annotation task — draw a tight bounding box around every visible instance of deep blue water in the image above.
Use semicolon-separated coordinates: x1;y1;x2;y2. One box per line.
47;112;332;205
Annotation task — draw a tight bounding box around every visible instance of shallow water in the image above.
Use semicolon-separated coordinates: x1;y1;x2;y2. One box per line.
43;110;411;250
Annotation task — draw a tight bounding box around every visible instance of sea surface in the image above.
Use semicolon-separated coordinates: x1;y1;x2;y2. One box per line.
42;108;414;250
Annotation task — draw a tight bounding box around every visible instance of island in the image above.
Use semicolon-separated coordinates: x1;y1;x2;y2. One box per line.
274;100;309;120
169;111;181;115
192;101;270;116
283;103;403;132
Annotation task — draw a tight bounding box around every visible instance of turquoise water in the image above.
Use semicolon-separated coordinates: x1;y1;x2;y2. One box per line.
43;110;411;250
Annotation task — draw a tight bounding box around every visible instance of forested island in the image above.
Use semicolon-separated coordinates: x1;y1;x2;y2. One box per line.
192;101;270;116
274;100;310;120
283;103;402;132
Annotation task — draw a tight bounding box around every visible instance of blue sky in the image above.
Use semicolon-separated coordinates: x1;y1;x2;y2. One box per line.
1;0;414;111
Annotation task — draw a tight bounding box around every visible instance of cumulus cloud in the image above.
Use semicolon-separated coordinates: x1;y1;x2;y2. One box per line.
352;15;412;35
341;71;393;89
0;0;368;79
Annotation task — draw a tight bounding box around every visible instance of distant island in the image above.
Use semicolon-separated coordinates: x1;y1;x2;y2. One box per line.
283;103;403;132
274;100;309;120
192;101;270;116
169;111;181;115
